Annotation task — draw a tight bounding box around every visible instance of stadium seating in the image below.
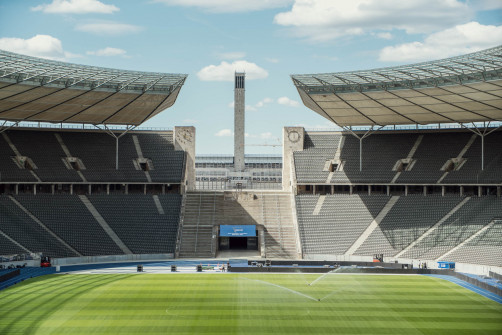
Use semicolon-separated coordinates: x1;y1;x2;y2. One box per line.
14;194;125;256
296;194;389;255
88;194;181;254
0;129;185;183
294;130;502;185
0;195;77;258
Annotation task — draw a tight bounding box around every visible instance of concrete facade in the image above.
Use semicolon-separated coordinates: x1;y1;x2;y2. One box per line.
282;127;305;191
234;72;245;172
174;126;196;192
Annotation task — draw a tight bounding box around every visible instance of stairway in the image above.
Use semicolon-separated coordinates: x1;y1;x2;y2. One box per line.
177;191;300;259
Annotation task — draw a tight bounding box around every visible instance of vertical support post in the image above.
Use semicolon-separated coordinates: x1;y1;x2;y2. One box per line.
107;184;110;195
442;186;445;197
116;137;119;170
387;185;390;196
359;138;363;171
405;185;408;196
481;135;484;171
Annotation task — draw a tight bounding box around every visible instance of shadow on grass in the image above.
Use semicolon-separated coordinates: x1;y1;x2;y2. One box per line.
1;274;133;334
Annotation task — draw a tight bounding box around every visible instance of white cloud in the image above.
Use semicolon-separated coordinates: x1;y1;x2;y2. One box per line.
0;35;77;60
153;0;292;13
218;51;246;60
274;0;471;42
32;0;119;14
197;60;268;81
277;96;300;107
215;129;233;137
76;21;143;35
379;22;502;62
255;97;273;108
86;47;126;56
376;32;392;40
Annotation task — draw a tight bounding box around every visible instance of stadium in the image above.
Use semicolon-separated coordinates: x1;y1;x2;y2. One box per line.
0;41;501;334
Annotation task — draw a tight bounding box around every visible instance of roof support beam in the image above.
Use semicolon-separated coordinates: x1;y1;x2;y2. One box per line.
460;121;502;171
342;125;383;171
94;124;137;170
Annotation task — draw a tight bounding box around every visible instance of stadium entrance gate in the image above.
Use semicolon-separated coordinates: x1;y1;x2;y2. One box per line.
218;225;258;251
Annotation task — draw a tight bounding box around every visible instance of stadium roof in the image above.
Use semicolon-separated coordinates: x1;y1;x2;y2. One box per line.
0;50;187;126
292;46;502;127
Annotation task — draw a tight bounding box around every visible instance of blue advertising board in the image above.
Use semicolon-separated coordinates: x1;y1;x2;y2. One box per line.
220;225;256;237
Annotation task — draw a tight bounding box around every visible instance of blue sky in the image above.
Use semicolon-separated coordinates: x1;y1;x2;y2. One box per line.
0;0;501;154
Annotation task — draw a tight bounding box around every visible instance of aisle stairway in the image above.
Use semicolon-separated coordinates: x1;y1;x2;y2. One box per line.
178;191;301;259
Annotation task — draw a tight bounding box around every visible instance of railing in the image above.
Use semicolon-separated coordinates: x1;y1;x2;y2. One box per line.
0;121;173;132
306;122;502;132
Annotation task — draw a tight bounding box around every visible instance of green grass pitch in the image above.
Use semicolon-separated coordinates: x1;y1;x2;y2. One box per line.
0;273;501;334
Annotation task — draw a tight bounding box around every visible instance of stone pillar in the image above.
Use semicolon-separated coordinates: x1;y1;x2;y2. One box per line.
442;186;445;197
405;185;408;196
478;186;482;197
368;186;371;196
497;186;501;198
387;185;390;196
51;184;55;195
107;184;110;195
331;185;334;195
423;186;427;196
174;126;196;193
88;184;92;195
70;184;73;195
350;185;353;195
234;72;246;172
282;127;305;191
460;186;464;197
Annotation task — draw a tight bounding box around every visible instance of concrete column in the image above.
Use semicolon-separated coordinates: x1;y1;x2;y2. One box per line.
125;184;128;195
387;185;390;196
442;186;445;197
51;184;55;195
174;126;196;192
162;184;166;195
368;186;371;196
331;185;334;195
106;184;110;195
405;185;408;196
15;184;18;195
70;184;73;195
234;72;246;172
144;184;147;195
282;127;305;191
33;185;36;195
312;185;316;195
478;186;482;197
423;186;427;196
460;186;464;197
88;184;92;195
497;186;501;198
